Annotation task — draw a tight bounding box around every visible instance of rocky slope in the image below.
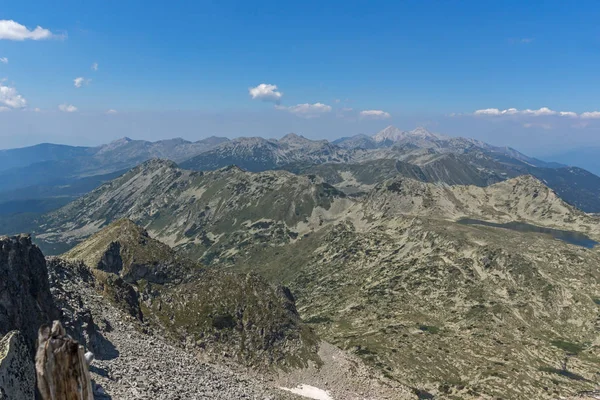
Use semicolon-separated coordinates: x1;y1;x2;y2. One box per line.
59;219;322;370
257;217;600;399
36;159;353;262
45;254;304;400
360;175;600;234
48;252;412;399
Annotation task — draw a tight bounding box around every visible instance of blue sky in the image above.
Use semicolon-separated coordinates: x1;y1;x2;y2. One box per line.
1;0;600;161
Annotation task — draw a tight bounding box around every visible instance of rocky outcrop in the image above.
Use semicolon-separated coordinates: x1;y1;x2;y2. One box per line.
0;235;59;352
60;220;321;369
63;219;199;285
0;331;35;400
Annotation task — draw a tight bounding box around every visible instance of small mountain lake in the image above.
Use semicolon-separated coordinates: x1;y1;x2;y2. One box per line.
457;218;598;249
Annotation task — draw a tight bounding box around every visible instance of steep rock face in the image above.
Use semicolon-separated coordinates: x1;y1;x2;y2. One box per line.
0;235;58;352
0;331;35;400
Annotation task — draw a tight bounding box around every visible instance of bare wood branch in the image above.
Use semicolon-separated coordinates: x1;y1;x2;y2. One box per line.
35;321;94;400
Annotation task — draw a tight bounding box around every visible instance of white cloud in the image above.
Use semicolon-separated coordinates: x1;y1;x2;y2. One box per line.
34;107;41;112
559;111;577;117
359;109;391;119
474;108;502;116
581;111;600;119
91;62;98;71
473;107;596;118
0;20;59;41
73;77;91;88
249;83;282;103
106;109;118;114
0;85;27;109
473;108;520;115
0;106;11;112
276;102;332;118
521;107;557;116
0;57;7;64
58;104;77;113
523;122;552;129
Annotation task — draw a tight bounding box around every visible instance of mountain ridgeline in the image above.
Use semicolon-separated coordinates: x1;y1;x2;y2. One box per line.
3;126;600;398
2;126;600;217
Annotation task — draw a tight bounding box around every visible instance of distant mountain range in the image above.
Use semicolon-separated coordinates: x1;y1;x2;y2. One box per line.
1;126;600;216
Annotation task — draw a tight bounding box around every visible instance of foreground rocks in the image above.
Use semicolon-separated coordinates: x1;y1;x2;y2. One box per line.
0;331;35;400
2;232;414;399
0;235;59;353
46;255;298;399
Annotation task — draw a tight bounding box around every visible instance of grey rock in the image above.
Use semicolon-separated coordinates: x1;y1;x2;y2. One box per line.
0;235;59;353
0;331;35;400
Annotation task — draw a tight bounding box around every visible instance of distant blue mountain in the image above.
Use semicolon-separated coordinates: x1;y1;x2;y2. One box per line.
0;143;92;172
545;147;600;176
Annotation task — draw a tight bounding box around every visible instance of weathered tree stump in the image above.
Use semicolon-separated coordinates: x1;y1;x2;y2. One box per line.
35;321;94;400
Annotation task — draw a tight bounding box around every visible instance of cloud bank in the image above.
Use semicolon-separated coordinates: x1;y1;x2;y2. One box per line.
276;102;332;118
473;107;600;118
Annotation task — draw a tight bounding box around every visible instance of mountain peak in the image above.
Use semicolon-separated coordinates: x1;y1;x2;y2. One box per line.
63;218;196;284
373;126;446;143
279;132;312;146
112;137;133;145
373;126;403;142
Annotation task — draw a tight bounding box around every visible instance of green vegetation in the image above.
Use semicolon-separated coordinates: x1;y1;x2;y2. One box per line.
539;367;587;381
418;325;441;334
551;340;585;355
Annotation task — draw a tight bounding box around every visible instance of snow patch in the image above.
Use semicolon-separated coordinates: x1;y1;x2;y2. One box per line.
279;384;333;400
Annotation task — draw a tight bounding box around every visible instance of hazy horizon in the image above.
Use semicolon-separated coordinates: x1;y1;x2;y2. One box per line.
1;110;596;167
2;1;600;169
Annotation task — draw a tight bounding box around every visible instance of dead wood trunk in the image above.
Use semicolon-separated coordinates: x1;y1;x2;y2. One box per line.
35;321;94;400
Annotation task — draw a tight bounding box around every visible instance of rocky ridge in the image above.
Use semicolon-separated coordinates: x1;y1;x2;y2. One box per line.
180;134;353;173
